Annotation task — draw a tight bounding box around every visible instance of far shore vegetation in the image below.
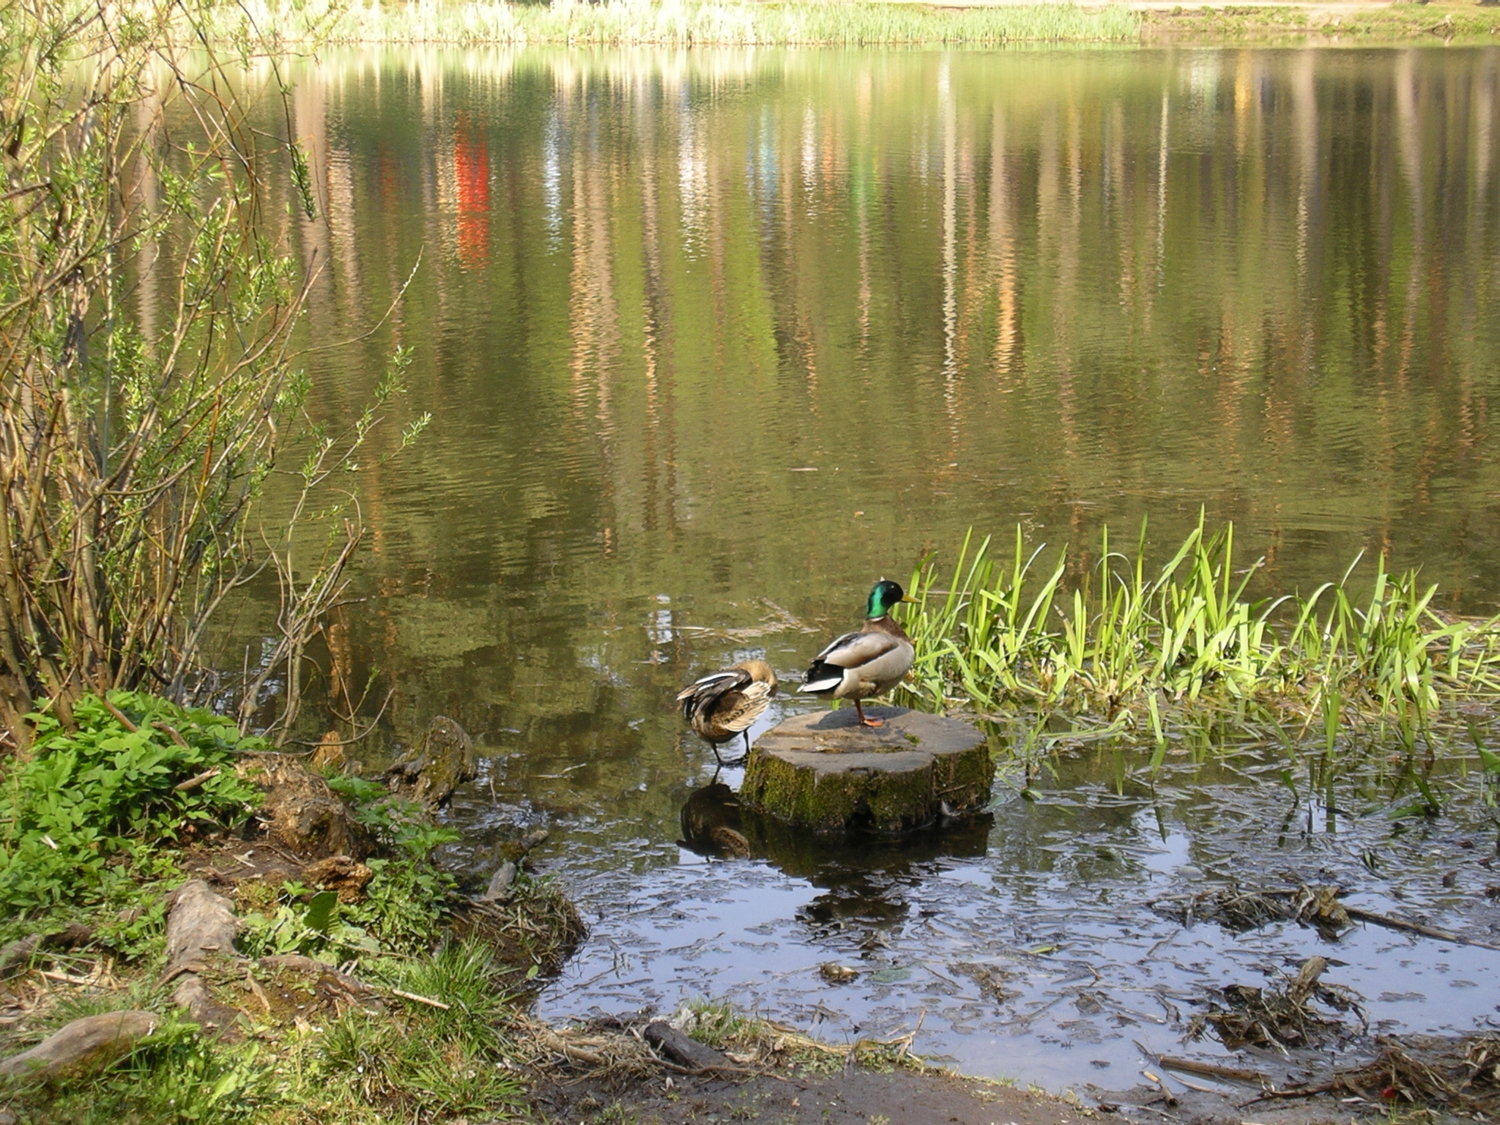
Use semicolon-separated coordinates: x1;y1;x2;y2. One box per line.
203;0;1500;49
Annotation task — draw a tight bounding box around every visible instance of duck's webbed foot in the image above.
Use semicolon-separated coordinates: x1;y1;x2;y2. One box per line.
712;745;749;769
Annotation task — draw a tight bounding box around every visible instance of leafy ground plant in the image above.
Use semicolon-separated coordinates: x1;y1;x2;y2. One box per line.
0;690;261;935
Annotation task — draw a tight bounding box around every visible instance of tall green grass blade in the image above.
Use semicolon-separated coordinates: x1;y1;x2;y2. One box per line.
904;521;1500;761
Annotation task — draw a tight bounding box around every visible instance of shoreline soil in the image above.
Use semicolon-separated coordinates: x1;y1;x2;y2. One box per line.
3;717;1496;1124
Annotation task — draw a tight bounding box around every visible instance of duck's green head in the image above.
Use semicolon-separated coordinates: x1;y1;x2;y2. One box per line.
866;579;912;619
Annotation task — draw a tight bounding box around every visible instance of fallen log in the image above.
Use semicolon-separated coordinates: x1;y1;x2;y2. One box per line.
0;1010;157;1081
161;879;241;1030
643;1021;735;1071
162;879;238;982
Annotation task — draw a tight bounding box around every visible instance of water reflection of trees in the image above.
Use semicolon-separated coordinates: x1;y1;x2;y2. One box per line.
221;48;1500;777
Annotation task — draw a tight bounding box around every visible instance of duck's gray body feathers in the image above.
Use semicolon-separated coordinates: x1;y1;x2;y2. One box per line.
799;617;914;703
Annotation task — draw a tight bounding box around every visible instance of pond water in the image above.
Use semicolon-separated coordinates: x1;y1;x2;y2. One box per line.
232;44;1500;1091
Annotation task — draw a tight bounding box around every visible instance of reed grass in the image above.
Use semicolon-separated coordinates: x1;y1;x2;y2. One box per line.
208;0;1140;47
898;520;1500;746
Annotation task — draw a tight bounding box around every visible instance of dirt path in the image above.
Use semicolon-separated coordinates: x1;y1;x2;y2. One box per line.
531;1068;1094;1125
527;1064;1386;1125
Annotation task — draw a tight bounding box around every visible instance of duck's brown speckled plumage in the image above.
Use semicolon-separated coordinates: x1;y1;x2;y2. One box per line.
676;659;778;763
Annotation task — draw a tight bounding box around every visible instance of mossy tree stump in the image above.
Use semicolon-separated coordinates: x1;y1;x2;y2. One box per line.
740;707;993;833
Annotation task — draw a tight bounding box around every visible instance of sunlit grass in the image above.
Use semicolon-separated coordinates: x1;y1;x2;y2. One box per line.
1141;3;1500;45
211;0;1140;46
898;520;1500;756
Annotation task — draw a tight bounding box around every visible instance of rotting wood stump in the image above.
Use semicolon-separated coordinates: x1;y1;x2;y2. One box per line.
739;706;993;833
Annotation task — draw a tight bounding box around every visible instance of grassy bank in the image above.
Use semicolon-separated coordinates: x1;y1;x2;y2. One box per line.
205;0;1500;47
222;0;1141;45
1143;3;1500;45
0;691;581;1122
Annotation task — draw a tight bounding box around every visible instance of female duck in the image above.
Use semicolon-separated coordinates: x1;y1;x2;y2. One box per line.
676;659;778;764
799;580;915;727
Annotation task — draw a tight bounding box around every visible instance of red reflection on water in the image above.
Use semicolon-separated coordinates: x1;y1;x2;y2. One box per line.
454;115;490;269
378;147;400;208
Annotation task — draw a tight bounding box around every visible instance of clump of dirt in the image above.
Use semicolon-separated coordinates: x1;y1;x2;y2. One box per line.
202;954;384;1030
237;753;371;860
954;960;1021;1004
449;882;587;978
300;855;374;903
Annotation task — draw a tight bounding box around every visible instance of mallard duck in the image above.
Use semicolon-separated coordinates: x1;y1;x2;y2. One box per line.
676;659;778;764
798;580;915;727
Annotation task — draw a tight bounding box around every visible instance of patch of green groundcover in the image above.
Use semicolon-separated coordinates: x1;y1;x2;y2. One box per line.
0;689;578;1124
0;692;263;938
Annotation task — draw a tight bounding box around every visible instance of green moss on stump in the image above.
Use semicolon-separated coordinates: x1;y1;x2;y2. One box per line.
740;707;993;833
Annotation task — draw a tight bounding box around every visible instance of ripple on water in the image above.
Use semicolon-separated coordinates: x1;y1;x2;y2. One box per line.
532;746;1500;1092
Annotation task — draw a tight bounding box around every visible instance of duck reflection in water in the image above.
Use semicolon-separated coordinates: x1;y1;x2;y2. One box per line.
677;781;994;942
679;782;751;858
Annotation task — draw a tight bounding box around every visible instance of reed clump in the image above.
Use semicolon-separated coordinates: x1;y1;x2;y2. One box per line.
898;522;1500;741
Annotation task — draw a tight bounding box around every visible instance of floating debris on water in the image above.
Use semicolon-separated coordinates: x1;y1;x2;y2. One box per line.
1153;884;1350;937
1188;956;1364;1052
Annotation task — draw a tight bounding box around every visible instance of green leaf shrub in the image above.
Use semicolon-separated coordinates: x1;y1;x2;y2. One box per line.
0;691;263;925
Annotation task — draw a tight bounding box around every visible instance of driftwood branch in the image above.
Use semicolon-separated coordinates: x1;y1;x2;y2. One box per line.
0;1010;157;1080
173;767;220;791
1345;906;1500;952
1157;1055;1272;1087
389;988;449;1010
643;1022;737;1072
